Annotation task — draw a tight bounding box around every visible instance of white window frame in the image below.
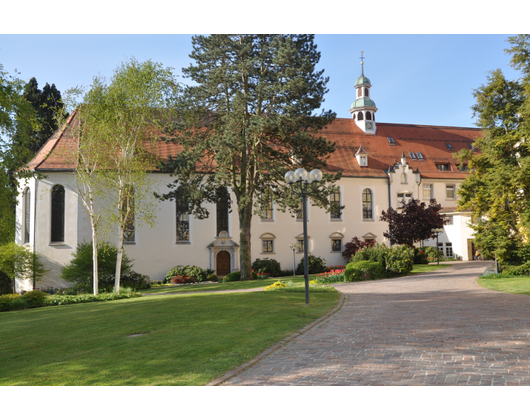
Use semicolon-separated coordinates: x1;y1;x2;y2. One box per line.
423;184;433;200
446;185;456;199
397;192;412;209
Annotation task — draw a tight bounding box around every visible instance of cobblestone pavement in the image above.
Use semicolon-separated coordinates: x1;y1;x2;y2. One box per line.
223;262;530;386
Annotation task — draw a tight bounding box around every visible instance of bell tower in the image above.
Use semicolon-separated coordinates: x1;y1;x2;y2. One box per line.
349;52;378;135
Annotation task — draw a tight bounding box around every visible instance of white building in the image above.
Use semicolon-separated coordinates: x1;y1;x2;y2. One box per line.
15;65;481;291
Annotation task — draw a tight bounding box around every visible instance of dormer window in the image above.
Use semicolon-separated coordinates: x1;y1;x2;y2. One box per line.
436;163;450;171
409;152;417;160
417;152;424;160
387;137;395;146
446;143;453;151
366;111;372;120
358;112;364;121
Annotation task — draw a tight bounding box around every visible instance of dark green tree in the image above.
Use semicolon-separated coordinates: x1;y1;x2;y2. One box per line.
457;35;530;264
160;34;340;280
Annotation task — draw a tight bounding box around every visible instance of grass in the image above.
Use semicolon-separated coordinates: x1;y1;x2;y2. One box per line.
410;263;452;274
0;289;339;385
144;274;314;294
478;275;530;296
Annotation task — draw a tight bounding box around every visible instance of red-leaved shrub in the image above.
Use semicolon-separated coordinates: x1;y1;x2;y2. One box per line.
171;275;194;284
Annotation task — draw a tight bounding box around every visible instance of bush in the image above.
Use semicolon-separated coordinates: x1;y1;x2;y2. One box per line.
171;275;194;284
296;254;327;275
386;245;414;275
61;242;134;293
344;261;384;282
222;271;258;282
278;269;294;277
414;248;429;265
206;273;218;282
164;265;211;283
341;237;374;263
22;290;48;308
422;246;442;260
46;291;141;307
502;262;530;276
351;243;389;267
0;294;26;312
121;271;151;290
0;269;12;295
252;258;282;277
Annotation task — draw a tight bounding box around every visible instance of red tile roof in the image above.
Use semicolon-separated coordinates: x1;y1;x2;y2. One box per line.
28;113;482;180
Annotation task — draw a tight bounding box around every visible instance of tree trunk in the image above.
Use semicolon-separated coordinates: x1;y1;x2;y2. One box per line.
238;199;253;280
91;227;99;295
114;230;124;294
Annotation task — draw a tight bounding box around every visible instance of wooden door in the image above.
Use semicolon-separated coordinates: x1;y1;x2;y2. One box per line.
216;251;231;276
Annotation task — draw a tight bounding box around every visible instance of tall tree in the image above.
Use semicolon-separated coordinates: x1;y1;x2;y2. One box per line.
457;35;530;263
380;199;445;247
160;34;340;280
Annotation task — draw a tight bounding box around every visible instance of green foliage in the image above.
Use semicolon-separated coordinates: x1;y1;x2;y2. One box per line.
458;35;530;264
421;246;443;260
502;261;530;276
252;258;282;277
0;269;12;295
223;271;258;282
0;242;47;288
206;273;218;282
341;237;374;263
61;241;134;293
164;265;212;283
351;243;389;267
344;261;384;282
385;245;414;275
159;35;340;280
21;290;48;308
120;271;151;290
414;248;429;264
268;285;337;293
296;254;327;275
0;294;26;311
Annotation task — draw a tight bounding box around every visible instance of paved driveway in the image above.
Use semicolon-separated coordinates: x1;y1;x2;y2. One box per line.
223;262;530;385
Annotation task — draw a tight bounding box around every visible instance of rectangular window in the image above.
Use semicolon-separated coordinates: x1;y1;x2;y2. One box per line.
331;239;342;252
437;242;444;255
397;192;412;208
445;242;453;257
423;184;433;200
417;152;424;160
262;197;273;220
262;240;273;253
436;163;450;171
445;215;454;225
297;240;304;253
446;185;456;199
387;137;395;145
330;191;341;219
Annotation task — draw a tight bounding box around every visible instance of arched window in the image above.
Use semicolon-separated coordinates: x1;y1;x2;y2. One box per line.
358;112;364;121
365;87;369;97
362;188;373;220
330;190;341;219
24;188;31;244
352;113;356;120
366;111;372;120
357;88;362;97
176;187;190;242
216;187;229;235
51;184;65;242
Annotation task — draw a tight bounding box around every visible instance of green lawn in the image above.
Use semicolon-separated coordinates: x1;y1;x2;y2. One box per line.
410;263;452;274
0;289;339;385
478;276;530;295
144;274;313;294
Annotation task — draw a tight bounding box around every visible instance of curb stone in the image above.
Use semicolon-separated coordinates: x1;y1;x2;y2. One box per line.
206;291;346;386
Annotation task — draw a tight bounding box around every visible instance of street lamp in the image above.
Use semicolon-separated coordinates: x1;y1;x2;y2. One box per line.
431;228;444;265
289;243;297;276
285;168;323;304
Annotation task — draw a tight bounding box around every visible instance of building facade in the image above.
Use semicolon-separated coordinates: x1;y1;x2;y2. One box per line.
15;65;481;291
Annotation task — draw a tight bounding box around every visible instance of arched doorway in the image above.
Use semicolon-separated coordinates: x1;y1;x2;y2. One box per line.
216;251;231;277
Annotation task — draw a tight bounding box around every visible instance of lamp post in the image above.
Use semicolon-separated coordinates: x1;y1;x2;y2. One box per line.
285;168;323;304
431;228;444;265
289;243;297;276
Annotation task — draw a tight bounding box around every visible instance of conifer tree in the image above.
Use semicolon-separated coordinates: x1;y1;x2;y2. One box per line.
160;35;340;280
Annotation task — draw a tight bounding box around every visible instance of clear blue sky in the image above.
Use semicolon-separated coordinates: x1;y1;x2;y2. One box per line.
0;34;521;128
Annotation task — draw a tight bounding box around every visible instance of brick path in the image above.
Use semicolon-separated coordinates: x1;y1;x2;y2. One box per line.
222;262;530;386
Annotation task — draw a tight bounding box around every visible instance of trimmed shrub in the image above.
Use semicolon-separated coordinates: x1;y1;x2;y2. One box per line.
0;294;26;312
46;291;141;307
278;269;294;277
386;245;414;275
252;258;282;277
206;273;218;282
22;290;48;308
502;262;530;276
296;254;327;275
222;271;258;282
344;261;384;282
164;265;211;283
171;275;194;284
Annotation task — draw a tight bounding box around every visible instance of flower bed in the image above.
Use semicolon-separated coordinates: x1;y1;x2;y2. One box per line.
314;269;345;284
